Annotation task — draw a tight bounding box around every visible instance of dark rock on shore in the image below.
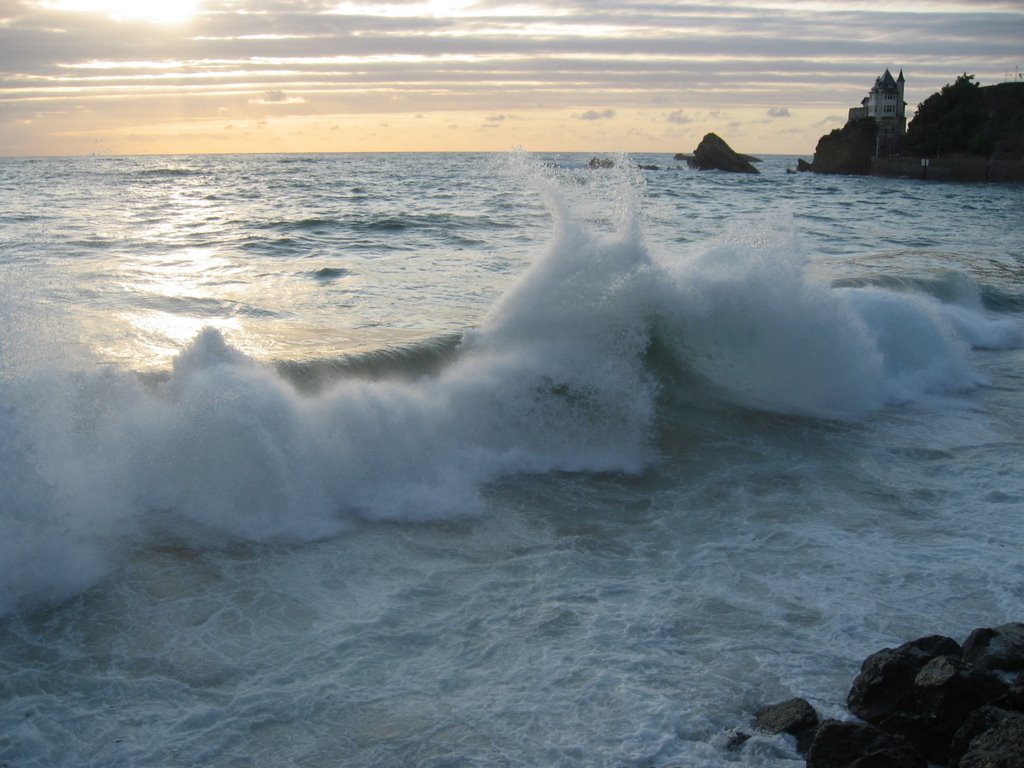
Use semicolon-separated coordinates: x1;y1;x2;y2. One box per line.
686;133;760;173
746;622;1024;767
950;707;1024;768
847;635;962;722
963;623;1024;671
806;720;925;768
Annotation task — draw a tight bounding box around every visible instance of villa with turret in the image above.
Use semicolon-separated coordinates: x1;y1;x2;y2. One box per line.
847;69;907;157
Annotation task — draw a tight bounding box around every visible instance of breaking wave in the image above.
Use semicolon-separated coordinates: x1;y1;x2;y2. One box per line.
1;153;1020;614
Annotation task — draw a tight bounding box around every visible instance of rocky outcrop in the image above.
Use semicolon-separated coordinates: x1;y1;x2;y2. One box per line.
686;133;760;173
810;117;877;174
743;622;1024;767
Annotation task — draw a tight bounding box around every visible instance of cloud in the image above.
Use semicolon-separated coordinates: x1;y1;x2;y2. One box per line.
576;109;616;121
249;90;305;105
0;0;1020;154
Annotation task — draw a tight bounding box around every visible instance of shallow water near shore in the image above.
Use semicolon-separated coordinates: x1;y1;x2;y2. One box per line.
1;151;1023;767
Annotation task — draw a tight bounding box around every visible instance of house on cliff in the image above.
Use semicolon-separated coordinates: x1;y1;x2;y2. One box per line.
847;69;907;157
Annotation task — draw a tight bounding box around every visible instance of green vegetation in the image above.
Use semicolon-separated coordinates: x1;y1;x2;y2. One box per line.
903;73;984;156
902;74;1024;157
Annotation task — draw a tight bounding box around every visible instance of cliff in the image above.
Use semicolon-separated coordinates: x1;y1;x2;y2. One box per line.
810;118;877;175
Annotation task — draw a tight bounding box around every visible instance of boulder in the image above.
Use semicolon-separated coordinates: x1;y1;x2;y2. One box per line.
1009;671;1024;710
962;623;1024;672
796;158;813;172
806;720;926;768
686;133;760;173
952;709;1024;768
847;635;961;723
948;706;1016;766
588;156;615;169
755;697;819;753
910;655;1007;763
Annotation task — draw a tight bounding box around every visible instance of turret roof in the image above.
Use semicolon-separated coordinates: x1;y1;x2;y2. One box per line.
875;69;899;91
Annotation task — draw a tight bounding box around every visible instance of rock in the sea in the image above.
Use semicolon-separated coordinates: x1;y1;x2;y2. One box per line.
796;158;813;172
724;729;751;750
755;697;819;753
962;623;1024;672
806;720;926;768
588;156;615;169
686;133;760;173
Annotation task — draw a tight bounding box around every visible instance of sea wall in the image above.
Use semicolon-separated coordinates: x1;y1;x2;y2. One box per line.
870;157;1024;182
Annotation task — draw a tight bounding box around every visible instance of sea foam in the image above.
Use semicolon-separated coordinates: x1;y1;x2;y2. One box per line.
0;154;1019;614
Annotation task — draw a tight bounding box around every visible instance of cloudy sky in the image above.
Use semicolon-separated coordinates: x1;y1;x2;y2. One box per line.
0;0;1020;156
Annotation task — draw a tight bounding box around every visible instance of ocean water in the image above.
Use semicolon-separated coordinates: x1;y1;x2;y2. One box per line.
1;151;1022;767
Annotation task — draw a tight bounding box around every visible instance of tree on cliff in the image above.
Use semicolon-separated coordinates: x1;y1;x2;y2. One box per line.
902;73;987;157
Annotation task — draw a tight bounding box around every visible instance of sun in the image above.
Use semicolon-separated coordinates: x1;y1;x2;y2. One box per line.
39;0;199;24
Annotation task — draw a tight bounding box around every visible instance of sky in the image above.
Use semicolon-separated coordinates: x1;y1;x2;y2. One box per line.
0;0;1021;157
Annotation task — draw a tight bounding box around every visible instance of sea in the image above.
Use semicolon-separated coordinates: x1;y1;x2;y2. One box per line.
0;150;1022;767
